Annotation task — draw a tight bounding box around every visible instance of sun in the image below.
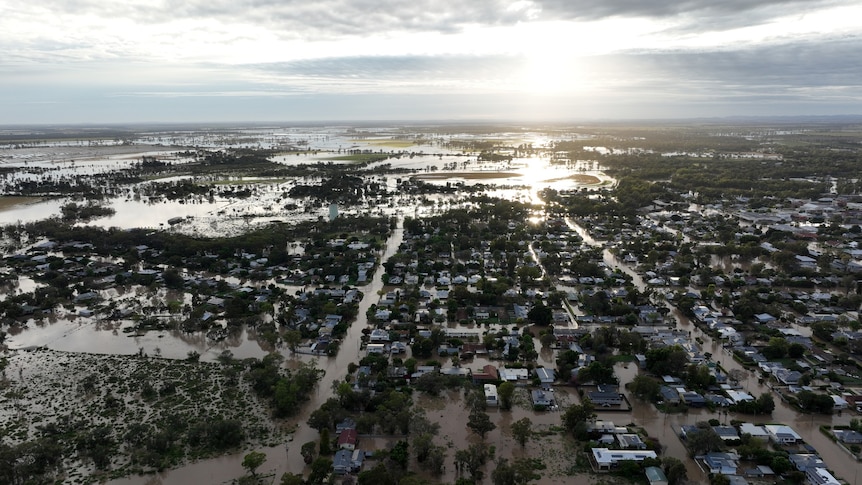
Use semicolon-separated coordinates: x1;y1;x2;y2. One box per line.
517;47;585;96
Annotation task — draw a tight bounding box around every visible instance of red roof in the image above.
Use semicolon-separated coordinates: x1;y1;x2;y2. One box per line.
338;429;357;445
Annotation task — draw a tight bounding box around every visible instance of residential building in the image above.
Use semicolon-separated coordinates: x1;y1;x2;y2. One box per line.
484;384;499;407
591;448;657;470
645;466;668;485
764;425;802;445
807;467;840;485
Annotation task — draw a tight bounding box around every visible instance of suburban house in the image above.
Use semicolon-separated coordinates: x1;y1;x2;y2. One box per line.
789;453;826;472
712;426;741;441
534;367;555;388
833;429;862;444
703;452;739;475
807;467;841;485
531;389;554;407
588;391;623;407
591;448;657;470
738;423;769;441
333;449;354;475
645;466;668;485
660;386;680;404
337;429;358;450
484;384;499;407
616;433;647;450
471;364;499;384
764;425;802;445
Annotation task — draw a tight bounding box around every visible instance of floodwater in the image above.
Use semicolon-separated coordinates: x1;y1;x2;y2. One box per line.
109;218;407;484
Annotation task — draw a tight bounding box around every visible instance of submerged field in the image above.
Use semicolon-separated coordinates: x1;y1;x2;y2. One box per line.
0;348;284;484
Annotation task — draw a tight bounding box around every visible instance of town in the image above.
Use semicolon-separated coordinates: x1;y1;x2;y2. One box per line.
1;122;862;485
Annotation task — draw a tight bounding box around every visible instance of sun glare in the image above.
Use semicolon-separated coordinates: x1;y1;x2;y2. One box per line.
518;47;584;96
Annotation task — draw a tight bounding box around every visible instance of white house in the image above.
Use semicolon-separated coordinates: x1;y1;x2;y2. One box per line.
484;384;499;407
764;425;802;445
591;448;657;470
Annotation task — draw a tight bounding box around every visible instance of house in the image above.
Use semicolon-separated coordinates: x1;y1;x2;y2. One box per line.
338;429;358;450
831;394;849;411
591;448;657;470
534;367;555;388
484;384;499;407
644;466;668;485
703;452;739;475
764;424;802;445
834;429;862;444
660;386;680;404
744;465;774;478
789;453;826;471
738;423;769;441
807;467;840;485
333;449;353;474
616;433;647;450
531;389;553;407
588;391;623;407
681;391;706;407
471;365;499;383
774;369;802;385
712;426;740;442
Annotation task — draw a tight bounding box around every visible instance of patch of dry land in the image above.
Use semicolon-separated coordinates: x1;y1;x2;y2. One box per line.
0;348;283;484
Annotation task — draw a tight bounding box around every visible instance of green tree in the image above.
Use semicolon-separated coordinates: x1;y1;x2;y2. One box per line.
630;374;661;401
498;381;516;411
242;451;266;477
468;410;496;439
511;417;532;448
280;472;304;485
527;301;553;326
662;456;687;485
562;400;595;437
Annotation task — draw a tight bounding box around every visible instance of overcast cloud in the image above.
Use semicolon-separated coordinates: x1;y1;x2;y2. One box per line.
1;0;860;123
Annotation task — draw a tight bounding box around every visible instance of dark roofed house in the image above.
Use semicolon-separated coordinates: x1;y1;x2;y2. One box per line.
834;429;862;444
660;386;680;404
681;391;706;407
333;449;353;475
588;391;623;407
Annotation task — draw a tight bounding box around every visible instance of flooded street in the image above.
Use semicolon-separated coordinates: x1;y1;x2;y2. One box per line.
109;218;406;484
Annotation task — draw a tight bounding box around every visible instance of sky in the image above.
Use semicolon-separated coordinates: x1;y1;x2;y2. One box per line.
1;0;861;124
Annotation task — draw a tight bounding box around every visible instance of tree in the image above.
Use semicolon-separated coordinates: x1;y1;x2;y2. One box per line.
468;410;496;439
491;457;542;485
630;374;661;401
284;330;302;353
662;456;687;485
455;443;489;480
686;427;724;456
562;400;595;437
511;417;532;448
527;301;552;326
280;473;304;485
498;381;515;411
242;451;266;477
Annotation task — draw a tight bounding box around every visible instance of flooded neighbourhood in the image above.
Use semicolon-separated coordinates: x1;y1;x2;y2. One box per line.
2;123;862;485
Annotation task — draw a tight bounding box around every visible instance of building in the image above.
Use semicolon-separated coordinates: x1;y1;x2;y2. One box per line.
588;391;623;407
484;384;499;407
616;433;647;450
764;425;802;445
712;426;740;441
789;453;826;472
591;448;657;471
337;429;358;450
834;429;862;444
534;367;555;388
645;466;668;485
333;449;353;474
738;423;769;441
703;452;739;475
531;389;554;407
807;467;841;485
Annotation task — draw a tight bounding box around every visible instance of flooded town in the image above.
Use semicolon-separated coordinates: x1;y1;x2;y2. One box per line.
2;122;862;485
